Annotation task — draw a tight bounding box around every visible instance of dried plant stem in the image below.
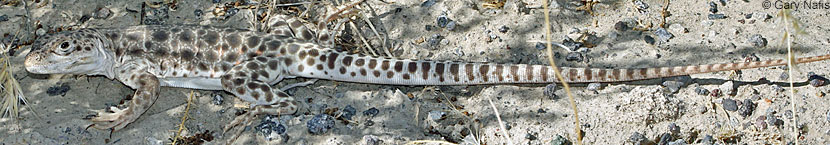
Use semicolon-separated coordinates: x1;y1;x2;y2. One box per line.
543;0;582;144
487;96;513;145
170;90;195;145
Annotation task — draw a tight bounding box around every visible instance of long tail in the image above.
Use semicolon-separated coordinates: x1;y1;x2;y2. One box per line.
289;50;830;85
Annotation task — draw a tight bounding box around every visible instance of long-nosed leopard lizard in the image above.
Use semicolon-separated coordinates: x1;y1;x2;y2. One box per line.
23;12;830;142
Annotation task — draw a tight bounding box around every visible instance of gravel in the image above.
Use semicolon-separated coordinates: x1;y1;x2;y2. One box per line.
307;114;336;135
722;98;738;111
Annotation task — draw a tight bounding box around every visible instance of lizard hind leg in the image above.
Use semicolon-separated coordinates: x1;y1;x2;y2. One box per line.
219;59;299;136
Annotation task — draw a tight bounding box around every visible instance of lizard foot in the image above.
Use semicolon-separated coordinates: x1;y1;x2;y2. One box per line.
85;106;136;130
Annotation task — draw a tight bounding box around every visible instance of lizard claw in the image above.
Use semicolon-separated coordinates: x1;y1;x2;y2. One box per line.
86;106;135;131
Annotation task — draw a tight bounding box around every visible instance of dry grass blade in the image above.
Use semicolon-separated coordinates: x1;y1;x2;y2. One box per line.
543;0;583;144
486;95;513;145
777;9;801;145
0;53;36;120
169;90;195;145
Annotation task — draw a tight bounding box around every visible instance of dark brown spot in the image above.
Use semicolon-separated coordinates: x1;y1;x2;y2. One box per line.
203;31;220;46
449;64;459;81
510;65;519;81
180;49;195;61
246;63;260;70
368;59;378;68
198;63;209;71
339;67;347;74
316;64;324;70
598;69;607;81
539;66;547;82
342;56;353;66
568;69;578;81
350;72;356;76
407;62;418;73
179;30;194;43
232;78;244;86
584;68;592;81
266;41;281;51
297;65;305;72
386;71;394;78
479;65;490;82
373;70;381;77
151;31;169;42
258;70;270;78
381;60;390;70
465;64;475;81
306;58;316;66
236;88;246;95
394;61;404;72
525;65;534;81
354;58;365;66
359;69;367;76
298;51;308;59
421;62;431;80
327;53;339;69
402;74;410;80
638;68;648;78
309;49;319;57
435;63;445;76
246;36;261;48
267;60;279;70
283;58;294;66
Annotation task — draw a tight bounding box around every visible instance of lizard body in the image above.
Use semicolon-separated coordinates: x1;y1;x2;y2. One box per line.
23;17;830;132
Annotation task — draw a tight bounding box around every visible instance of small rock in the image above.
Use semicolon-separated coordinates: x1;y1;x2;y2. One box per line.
225;8;239;18
748;34;767;48
561;38;582;51
722;99;738;111
694;87;710;96
668;23;687;33
644;35;655;45
708;14;726;20
535;42;546;50
668;139;686;145
784;110;793;119
773;118;784;126
436;15;449;28
342;105;356;120
779;72;789;80
446;21;457;31
550;135;571;145
194;9;204;17
668;123;680;135
307;114;335;135
772;85;785;92
363;135;382;145
708;2;718;13
544;83;557;99
47;83;71;96
756;116;768;129
428;110;445;120
428;34;442;46
565;52;583;62
701;21;714;26
421;0;436;7
587;83;602;91
614;21;629;31
0;15;8;22
654;28;674;42
658;133;673;145
808;74;828;87
662;81;684;94
710;89;721;97
36;28;47;36
700;135;714;145
751;12;772;21
525;132;537;140
212;93;224;105
739;98;756;117
363;107;379;117
718;81;734;96
212;0;221;3
94;8;112;19
628;132;649;144
697;106;707;114
498;25;509;33
634;0;649;13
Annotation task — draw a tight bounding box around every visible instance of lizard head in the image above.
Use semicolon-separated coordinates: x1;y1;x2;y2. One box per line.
25;30;112;75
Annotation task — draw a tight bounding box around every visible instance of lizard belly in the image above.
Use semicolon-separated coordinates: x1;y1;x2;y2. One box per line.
159;77;224;90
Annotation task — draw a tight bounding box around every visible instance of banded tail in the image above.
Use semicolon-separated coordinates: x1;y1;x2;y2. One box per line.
289;51;830;85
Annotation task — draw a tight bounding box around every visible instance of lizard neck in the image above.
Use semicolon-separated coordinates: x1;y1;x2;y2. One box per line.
91;33;117;79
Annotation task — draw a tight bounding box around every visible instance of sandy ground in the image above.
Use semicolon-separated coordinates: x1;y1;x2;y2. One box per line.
2;0;830;144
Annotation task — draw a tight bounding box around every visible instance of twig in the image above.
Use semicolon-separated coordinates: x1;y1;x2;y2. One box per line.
486;95;513;145
169;90;195;145
348;21;378;56
543;0;583;144
358;2;392;57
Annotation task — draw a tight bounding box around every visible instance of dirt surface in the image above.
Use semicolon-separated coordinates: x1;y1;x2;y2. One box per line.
2;0;830;144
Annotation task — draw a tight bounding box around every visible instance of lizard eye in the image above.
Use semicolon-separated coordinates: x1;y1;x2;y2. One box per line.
55;41;74;55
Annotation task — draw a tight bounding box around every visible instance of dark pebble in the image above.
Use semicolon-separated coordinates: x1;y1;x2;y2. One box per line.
537;108;546;113
427;34;442;46
700;135;714;145
644;35;655;45
421;0;436;7
194;9;203;17
710;89;721;97
739;99;756;117
212;0;220;3
658;133;672;145
0;15;8;22
544;83;557;99
47;83;71;96
307;114;335;135
662;81;683;94
745;13;753;19
708;14;726;20
436;15;449;28
424;25;433;31
808;74;828;87
562;38;582;51
634;0;649;11
363;107;379;117
446;21;457;31
748;34;767;48
614;21;629;31
565;52;583;62
525;132;537;140
551;135;571;145
654;28;674;42
498;25;509;33
535;42;546;50
225;8;239;18
668;123;680;135
756;116;767;129
79;15;92;23
342;105;356;120
94;8;111;19
708;2;718;13
694;87;710;96
722;99;738;111
774;118;784;126
212;93;224;105
772;85;785;92
628;132;649;144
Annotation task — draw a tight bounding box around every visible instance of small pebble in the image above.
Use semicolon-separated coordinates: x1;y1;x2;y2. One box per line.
524;132;537;140
488;33;498;42
565;52;583;62
708;14;726;20
436;15;449;28
212;0;221;3
0;15;8;22
94;8;112;19
654;28;674;42
498;25;509;33
424;25;434;31
446;21;457;31
363;135;382;145
634;0;649;12
748;34;767;48
47;83;71;96
535;42;546;50
808;74;828;87
614;21;629;31
363;107;379;117
700;135;714;145
739;98;756;117
36;28;47;36
718;81;734;96
562;38;582;51
427;34;442;46
668;23;687;33
628;132;648;144
772;85;785;92
212;93;224;105
722;98;738;111
194;9;203;17
225;8;239;18
427;110;445;120
784;110;793;119
544;83;557;99
644;35;655;45
662;81;683;94
587;83;602;91
307;114;335;135
766;111;776;125
708;2;718;13
550;135;571;145
342;105;356;120
710;89;721;97
421;0;436;7
658;133;673;145
694;87;710;96
779;71;789;80
668;139;686;145
756;116;768;129
668;123;680;135
774;118;784;126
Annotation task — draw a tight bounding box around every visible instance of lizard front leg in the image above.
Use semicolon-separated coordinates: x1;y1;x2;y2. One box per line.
88;69;160;131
